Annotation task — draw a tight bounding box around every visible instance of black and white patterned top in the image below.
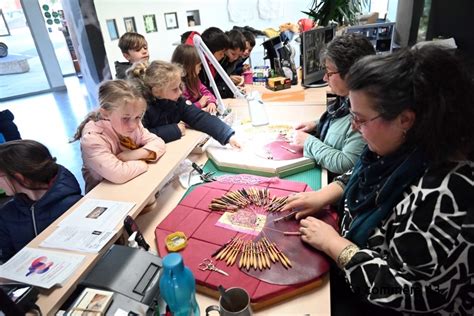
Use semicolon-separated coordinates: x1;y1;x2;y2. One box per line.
341;161;474;315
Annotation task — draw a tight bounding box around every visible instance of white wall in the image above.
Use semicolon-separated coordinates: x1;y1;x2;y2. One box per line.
94;0;314;76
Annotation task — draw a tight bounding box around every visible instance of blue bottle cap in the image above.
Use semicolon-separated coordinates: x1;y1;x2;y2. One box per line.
162;253;184;272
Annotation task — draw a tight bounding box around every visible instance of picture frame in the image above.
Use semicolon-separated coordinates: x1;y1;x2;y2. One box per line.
143;14;157;33
186;10;201;27
123;16;136;33
164;12;179;30
106;19;119;40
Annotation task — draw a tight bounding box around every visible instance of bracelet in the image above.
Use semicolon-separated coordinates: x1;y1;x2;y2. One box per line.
337;244;359;268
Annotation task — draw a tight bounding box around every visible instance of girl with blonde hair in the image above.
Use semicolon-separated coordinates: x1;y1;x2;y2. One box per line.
72;79;165;192
128;60;239;147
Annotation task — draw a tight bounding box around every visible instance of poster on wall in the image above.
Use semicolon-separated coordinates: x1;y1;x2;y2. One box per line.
164;12;179;30
106;19;119;40
123;16;136;33
186;10;201;27
143;14;157;33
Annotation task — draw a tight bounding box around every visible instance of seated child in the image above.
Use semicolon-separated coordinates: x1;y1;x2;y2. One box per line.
220;29;246;76
0;140;82;263
232;30;256;75
0;109;21;142
115;32;149;79
171;44;217;114
72;79;166;192
198;27;230;96
128;60;240;147
215;29;246;97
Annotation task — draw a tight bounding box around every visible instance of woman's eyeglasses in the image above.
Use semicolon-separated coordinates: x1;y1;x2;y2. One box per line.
323;68;339;78
350;111;382;129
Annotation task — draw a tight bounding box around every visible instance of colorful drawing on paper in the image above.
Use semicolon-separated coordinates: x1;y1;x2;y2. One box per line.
26;256;53;276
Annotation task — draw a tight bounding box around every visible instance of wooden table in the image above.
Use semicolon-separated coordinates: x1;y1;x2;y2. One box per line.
138;86;330;315
29;84;329;315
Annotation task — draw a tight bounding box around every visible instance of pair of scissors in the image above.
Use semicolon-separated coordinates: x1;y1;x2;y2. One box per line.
198;258;229;276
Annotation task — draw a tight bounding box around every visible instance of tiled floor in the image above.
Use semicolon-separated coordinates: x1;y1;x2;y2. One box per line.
0;76;94;193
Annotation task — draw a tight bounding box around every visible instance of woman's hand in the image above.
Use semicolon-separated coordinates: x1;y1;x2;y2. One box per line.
198;95;210;107
203;102;217;115
294;121;317;133
228;135;241;149
292;130;311;146
282;191;327;220
299;217;341;253
178;122;186;136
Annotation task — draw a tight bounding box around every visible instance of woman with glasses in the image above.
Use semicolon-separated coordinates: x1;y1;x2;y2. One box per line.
283;46;474;315
293;33;375;176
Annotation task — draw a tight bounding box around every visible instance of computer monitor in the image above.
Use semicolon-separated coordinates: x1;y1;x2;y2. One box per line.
300;25;336;88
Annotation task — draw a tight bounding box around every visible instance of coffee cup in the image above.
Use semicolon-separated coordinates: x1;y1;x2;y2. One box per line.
206;287;252;316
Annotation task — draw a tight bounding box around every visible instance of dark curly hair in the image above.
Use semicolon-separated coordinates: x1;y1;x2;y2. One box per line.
320;33;376;79
347;46;474;163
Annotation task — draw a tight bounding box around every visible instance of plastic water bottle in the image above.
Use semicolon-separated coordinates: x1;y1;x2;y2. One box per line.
159;253;200;316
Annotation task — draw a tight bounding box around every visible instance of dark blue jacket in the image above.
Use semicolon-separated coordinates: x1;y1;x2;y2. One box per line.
142;96;234;144
0;110;21;142
0;165;82;263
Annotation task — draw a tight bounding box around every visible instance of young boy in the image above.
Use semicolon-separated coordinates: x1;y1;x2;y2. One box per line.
114;32;149;79
232;30;256;75
216;29;246;97
198;27;231;97
221;30;246;75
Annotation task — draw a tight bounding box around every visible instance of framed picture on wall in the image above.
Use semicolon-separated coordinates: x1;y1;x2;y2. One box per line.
164;12;179;30
123;16;136;33
106;19;119;40
186;10;201;27
143;14;157;33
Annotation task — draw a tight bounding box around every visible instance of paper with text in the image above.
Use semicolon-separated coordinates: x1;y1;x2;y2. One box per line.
59;198;135;231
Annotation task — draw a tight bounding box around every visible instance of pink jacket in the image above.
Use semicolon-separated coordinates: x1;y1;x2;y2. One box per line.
182;81;217;109
80;119;166;192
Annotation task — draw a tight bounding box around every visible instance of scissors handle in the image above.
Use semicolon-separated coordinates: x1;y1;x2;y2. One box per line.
198;259;229;276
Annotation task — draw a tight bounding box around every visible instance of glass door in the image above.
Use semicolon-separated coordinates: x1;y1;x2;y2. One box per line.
0;1;49;101
38;0;77;76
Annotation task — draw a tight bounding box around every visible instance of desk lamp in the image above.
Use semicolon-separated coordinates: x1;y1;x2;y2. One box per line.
193;35;269;126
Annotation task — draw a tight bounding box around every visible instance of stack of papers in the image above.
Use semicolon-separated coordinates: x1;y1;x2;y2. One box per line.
40;198;135;253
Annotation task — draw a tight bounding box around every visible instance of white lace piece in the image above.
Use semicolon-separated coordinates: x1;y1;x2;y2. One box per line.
216;174;280;185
